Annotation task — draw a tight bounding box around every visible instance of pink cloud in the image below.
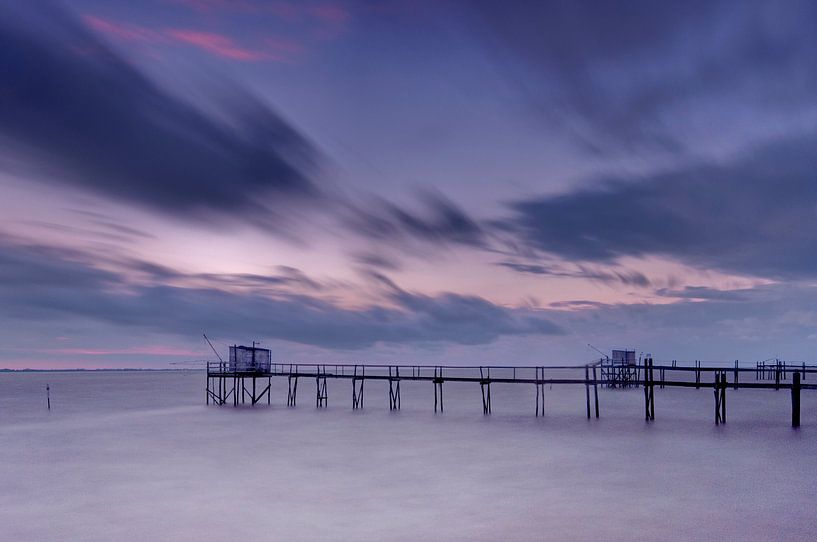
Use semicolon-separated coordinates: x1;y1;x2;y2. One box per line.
165;29;269;61
83;15;164;43
84;14;301;63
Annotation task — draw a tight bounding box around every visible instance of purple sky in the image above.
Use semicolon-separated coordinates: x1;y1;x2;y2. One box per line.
1;0;816;368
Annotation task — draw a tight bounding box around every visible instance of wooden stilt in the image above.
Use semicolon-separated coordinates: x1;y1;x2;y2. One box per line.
480;367;492;415
593;365;599;418
388;366;401;411
287;374;299;407
433;366;444;413
792;371;801;428
644;358;655;421
535;367;545;417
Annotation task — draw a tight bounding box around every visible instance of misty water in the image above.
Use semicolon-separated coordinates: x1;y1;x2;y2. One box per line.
1;370;816;541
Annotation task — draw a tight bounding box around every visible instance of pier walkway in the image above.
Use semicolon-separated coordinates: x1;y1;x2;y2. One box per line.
206;359;817;427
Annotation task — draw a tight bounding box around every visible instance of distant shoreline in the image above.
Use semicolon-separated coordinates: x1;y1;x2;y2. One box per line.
0;368;200;373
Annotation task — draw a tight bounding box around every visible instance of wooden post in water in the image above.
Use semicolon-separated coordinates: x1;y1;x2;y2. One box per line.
480;367;492;415
287;374;298;407
535;367;545;417
792;371;801;428
585;366;591;419
643;358;655;421
388;366;401;411
734;360;739;390
316;366;328;408
593;365;599;418
46;384;51;410
714;373;721;425
714;372;726;425
433;366;444;413
721;372;726;423
352;365;365;410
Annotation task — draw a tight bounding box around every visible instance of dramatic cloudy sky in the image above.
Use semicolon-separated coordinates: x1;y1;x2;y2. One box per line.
1;0;815;368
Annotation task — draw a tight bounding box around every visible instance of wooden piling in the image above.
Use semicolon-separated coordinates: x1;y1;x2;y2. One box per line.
287;374;298;407
643;358;655;421
480;367;492;415
733;360;739;390
433;366;444;413
792;371;801;428
535;366;545;417
714;372;726;425
352;365;365;410
388;366;401;411
721;372;726;423
593;365;599;418
316;366;328;408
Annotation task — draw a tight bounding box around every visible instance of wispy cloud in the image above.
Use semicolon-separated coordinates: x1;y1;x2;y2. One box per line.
0;3;319;228
83;15;303;62
83;15;163;43
166;29;280;61
0;236;563;350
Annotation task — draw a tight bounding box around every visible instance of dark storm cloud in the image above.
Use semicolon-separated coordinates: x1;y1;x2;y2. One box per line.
346;191;485;248
465;0;817;153
0;2;317;221
500;133;817;280
0;237;561;349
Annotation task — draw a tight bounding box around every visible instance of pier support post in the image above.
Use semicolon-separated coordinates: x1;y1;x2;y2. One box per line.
584;365;600;419
792;371;801;428
593;365;600;418
714;372;726;424
287;374;299;406
352;365;365;410
480;367;492;415
643;358;655;421
734;360;739;390
695;360;701;389
775;363;781;390
433;366;444;413
316;366;328;408
388;366;401;411
535;367;545;417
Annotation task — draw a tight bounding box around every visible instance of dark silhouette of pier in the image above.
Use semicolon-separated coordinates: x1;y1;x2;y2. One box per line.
206;353;817;427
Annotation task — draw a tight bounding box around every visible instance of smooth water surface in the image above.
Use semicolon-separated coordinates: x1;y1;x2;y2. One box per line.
1;371;815;541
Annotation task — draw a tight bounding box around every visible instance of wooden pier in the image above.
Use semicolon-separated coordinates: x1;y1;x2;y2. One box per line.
206;358;816;427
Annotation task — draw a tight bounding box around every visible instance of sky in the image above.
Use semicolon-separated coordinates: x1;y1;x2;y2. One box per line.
0;0;816;368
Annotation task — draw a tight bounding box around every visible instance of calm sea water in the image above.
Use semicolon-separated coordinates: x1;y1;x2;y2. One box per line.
1;370;815;541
